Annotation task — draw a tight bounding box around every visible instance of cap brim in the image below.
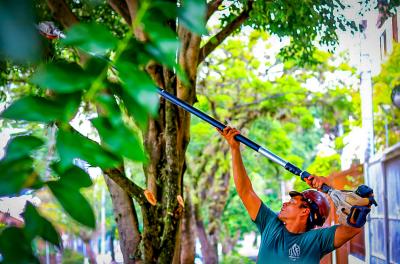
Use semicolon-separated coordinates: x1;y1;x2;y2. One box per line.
289;191;303;197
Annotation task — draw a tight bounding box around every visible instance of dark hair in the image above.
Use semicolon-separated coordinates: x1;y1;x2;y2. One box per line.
299;199;316;231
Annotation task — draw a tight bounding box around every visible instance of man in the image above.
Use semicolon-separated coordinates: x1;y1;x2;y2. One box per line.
219;127;363;263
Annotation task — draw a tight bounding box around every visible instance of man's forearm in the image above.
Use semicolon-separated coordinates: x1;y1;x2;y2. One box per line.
334;225;362;248
230;146;261;220
231;147;253;196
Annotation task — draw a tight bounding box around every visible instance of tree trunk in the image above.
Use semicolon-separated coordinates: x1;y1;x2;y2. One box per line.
221;229;240;255
194;204;218;264
180;187;196;264
104;175;141;263
84;241;97;264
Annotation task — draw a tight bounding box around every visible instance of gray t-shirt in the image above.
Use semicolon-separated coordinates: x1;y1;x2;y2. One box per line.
253;203;338;264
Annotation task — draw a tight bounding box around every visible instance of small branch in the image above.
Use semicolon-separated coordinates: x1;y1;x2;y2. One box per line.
108;0;132;26
198;1;254;64
206;0;224;21
230;93;284;111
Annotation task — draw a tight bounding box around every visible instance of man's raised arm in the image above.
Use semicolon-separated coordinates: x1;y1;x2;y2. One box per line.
219;127;261;220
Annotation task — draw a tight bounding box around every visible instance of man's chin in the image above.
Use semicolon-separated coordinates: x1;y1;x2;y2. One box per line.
277;212;284;220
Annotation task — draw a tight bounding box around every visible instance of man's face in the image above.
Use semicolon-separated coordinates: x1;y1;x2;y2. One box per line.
278;196;309;222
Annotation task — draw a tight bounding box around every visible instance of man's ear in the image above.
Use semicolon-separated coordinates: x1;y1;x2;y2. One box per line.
300;208;310;216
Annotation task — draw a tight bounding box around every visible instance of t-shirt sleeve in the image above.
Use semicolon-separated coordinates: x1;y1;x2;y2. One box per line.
317;225;339;257
252;202;279;234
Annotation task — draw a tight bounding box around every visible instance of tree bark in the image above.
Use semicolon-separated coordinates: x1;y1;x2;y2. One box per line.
195;204;218;264
104;175;141;264
46;0;79;28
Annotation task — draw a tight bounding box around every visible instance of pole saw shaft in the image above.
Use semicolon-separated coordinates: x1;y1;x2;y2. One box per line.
157;88;313;180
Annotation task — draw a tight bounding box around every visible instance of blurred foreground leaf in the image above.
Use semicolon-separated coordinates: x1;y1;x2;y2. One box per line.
0;157;40;196
0;0;41;63
0;227;39;264
178;0;207;35
1;93;81;123
31;62;96;93
23;202;61;246
2;136;44;162
117;62;159;116
62;22;118;55
92;117;147;162
52;163;93;189
47;181;96;228
56;129;122;170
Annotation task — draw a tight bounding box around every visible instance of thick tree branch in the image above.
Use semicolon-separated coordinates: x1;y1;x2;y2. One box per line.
198;1;254;64
46;0;79;28
206;0;223;21
104;168;148;206
108;0;132;26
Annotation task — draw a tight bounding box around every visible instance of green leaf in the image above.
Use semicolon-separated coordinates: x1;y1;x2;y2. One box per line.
1;96;67;122
117;61;159;116
0;227;39;264
31;61;95;93
91;117;147;162
62;22;118;55
150;1;177;19
143;22;180;67
3;136;44;162
117;88;149;130
178;0;207;35
56;129;122;170
47;181;96;228
52;163;93;189
23;202;61;246
95;93;123;126
85;56;110;76
54;92;82;121
0;157;41;196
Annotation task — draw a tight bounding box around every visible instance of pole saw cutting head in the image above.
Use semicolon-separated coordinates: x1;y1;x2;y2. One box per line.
289;190;330;229
327;184;377;228
36;21;65;39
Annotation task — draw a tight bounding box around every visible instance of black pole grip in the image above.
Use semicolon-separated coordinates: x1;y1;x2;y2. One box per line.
234;134;260;152
284;162;304;176
294;167;331;193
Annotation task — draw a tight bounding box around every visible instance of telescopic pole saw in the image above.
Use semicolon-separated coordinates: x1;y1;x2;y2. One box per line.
157;88;320;185
159;88;380;228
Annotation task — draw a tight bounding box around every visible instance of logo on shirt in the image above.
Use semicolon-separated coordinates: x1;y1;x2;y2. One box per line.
288;243;301;261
